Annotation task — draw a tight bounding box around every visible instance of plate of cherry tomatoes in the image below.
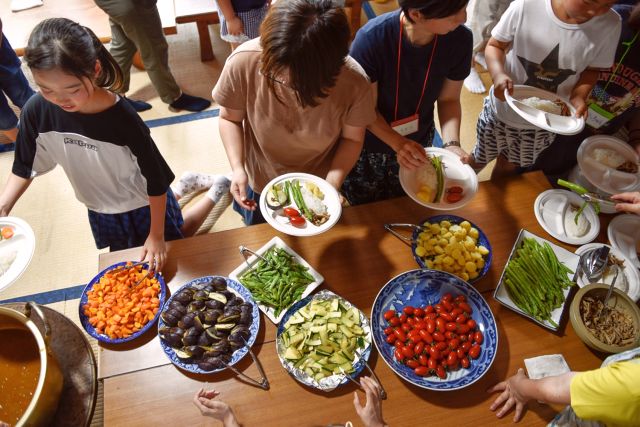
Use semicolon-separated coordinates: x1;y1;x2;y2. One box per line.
371;269;498;390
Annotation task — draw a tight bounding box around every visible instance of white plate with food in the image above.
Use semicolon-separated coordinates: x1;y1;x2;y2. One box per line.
577;135;640;195
0;217;36;293
607;214;640;271
399;147;478;210
575;243;640;302
229;236;324;324
533;189;599;245
494;229;579;331
504;85;584;135
259;173;342;237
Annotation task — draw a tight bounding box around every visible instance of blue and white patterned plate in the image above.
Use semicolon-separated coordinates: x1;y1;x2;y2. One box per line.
372;269;498;391
79;261;166;344
412;215;492;283
157;276;260;374
276;290;372;392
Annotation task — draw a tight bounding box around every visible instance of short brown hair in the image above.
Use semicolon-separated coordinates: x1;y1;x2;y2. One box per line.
259;0;350;108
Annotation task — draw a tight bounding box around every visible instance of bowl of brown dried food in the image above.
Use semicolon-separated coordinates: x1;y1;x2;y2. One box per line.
570;283;640;354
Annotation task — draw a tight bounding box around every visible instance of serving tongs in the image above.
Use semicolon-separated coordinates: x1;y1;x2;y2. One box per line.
339;359;387;400
580;192;616;210
106;261;156;290
239;245;273;269
221;338;270;390
384;223;426;247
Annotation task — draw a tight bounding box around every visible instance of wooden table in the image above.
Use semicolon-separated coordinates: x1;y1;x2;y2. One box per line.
98;172;611;426
0;0;177;56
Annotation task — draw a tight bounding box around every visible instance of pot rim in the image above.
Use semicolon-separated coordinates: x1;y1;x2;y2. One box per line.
0;306;52;426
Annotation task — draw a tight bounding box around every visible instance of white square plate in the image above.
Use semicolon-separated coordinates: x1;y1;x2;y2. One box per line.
493;229;579;331
228;236;324;324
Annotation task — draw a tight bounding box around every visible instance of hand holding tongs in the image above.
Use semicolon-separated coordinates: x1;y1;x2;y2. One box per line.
580;192;616;209
384;223;427;247
339;358;387;400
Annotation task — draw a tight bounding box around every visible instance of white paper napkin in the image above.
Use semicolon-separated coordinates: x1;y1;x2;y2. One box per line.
524;354;571;380
11;0;44;12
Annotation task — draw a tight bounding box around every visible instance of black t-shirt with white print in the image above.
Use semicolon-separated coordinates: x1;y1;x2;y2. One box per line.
13;94;174;214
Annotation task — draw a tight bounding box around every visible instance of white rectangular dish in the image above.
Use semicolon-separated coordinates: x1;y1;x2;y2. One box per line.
228;236;324;324
493;229;579;331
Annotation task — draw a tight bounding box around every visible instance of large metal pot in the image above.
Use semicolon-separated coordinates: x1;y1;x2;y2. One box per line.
0;302;63;426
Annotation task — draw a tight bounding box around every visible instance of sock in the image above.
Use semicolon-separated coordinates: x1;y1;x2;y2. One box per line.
474;52;487;70
172;172;219;198
169;93;211;112
464;68;486;94
125;97;152;112
205;175;232;204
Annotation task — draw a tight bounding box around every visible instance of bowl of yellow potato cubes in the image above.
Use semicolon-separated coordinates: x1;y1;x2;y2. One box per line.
412;215;492;283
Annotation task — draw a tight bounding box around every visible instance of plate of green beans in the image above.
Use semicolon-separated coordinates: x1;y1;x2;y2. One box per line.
493;229;579;331
229;236;324;324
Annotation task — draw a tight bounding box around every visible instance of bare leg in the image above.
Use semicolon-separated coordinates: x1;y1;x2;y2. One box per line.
490;155;519;180
467;153;488;174
229;42;240;51
1;128;18;143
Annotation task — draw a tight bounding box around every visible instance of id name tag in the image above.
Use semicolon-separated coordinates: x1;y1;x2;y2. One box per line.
586;103;615;129
391;114;419;136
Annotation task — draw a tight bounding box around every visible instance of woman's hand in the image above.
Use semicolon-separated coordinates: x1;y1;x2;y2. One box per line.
396;139;428;170
488;368;531;422
226;16;244;36
612;192;640;215
230;169;256;211
353;377;387;427
493;72;513;102
140;233;167;272
193;388;240;427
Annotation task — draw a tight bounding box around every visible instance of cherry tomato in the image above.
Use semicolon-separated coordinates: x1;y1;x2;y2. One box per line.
441;348;451;358
436;365;447;379
283;207;300;218
446;192;463;203
394;348;404;362
429;347;441;360
469;344;481;359
403;306;415;316
447;352;459;368
448;186;464;194
456;324;471;334
414;308;425;318
401;346;415;359
433;332;445;342
414;341;425;355
414;366;429;377
426;319;436;334
461;341;472;352
406;316;416;327
289;215;306;227
425;312;437;320
460;356;470;369
383;310;396;321
385;334;397;344
393;328;407;342
445;322;457;332
466;319;477;329
439;312;453;322
406;359;419;369
401;323;412;333
436;318;446;332
441;293;453;302
435;342;448;351
428;357;437;370
455;295;467;303
425;305;435;314
399;314;408;323
389;317;401;327
448;338;460;350
455;314;467;324
414;321;428;330
383;326;394;335
456;348;466;360
1;227;14;240
474;331;484;345
419;329;433;344
394;340;404;349
451;308;464;317
418;354;428;367
444;331;457;340
442;300;453;312
458;302;473;314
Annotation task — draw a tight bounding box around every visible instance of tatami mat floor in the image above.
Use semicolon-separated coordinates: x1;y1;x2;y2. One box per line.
1;2;494;425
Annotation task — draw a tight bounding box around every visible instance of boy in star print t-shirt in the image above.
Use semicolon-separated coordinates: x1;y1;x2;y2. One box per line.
468;0;620;179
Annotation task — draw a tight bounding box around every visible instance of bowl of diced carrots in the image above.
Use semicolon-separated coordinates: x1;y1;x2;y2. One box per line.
79;261;166;343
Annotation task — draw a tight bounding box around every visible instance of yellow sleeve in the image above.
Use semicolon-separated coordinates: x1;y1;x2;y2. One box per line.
570;361;640;427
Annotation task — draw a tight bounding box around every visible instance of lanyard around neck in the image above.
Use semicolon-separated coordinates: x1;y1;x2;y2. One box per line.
600;30;639;96
394;14;438;121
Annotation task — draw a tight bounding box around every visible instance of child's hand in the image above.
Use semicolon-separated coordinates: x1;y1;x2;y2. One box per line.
227;16;244;36
570;96;588;119
493;73;513;102
193;388;240;427
140;234;167;272
488;368;531;422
